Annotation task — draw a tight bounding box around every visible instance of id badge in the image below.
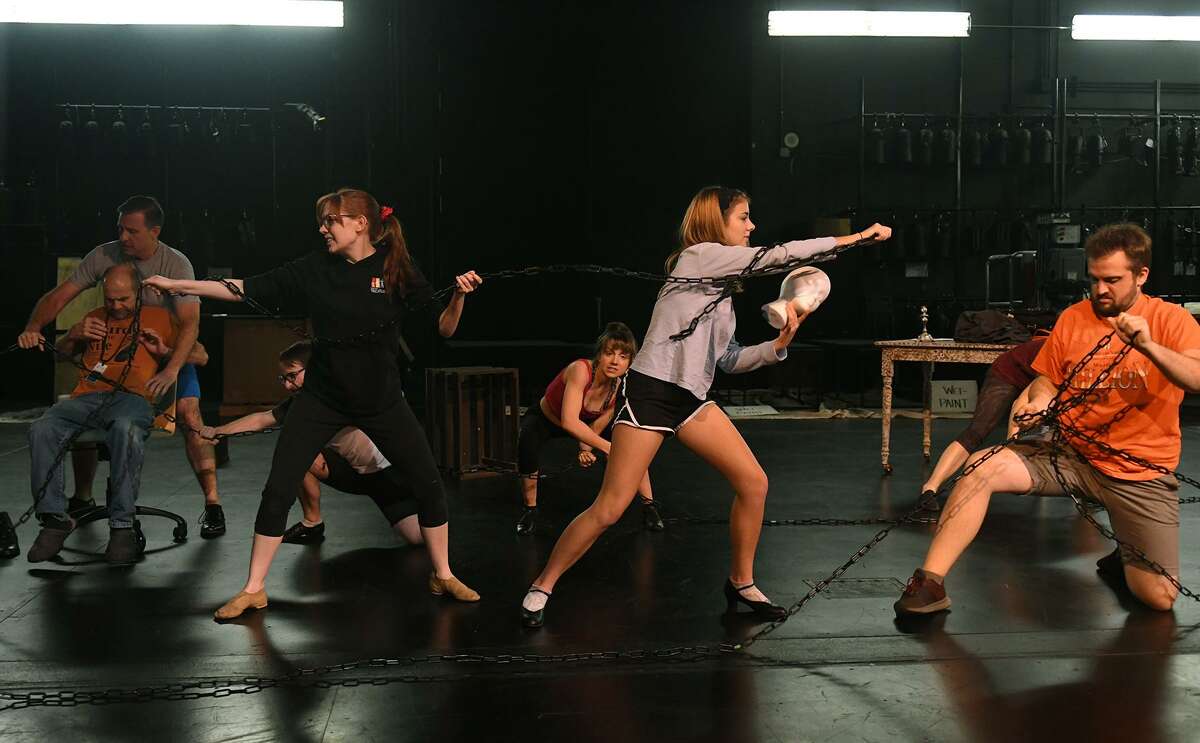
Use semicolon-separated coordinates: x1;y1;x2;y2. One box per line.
86;362;108;382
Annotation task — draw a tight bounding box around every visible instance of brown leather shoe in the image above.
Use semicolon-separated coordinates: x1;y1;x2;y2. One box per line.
429;572;480;602
894;569;951;616
214;589;269;621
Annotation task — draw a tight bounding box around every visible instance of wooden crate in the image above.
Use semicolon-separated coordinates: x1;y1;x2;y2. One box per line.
425;367;520;479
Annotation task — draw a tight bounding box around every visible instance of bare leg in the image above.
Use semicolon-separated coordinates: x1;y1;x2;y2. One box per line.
302;454;328;525
178;398;218;505
299;473;323;524
242;533;284;593
635;470;654;501
674;405;770;599
532;424;664;593
521;472;538;507
421;523;454;580
922;447;1033;576
922;441;969;494
393;514;423;544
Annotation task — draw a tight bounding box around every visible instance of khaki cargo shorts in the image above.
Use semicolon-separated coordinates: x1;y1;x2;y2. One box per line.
1008;442;1180;576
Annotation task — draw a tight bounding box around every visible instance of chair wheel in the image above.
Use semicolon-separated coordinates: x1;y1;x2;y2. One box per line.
172;524;188;543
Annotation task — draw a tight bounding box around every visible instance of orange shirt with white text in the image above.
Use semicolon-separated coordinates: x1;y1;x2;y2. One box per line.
1032;295;1200;480
71;306;175;401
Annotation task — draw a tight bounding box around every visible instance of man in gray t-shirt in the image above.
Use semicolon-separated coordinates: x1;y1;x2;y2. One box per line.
18;195;226;538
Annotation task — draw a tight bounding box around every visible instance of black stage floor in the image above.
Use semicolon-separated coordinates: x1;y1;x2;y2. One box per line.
1;415;1198;742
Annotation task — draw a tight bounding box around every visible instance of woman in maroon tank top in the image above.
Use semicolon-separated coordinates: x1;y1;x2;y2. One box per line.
516;322;659;535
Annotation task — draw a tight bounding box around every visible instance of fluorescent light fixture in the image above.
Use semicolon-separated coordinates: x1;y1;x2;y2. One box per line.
768;10;970;38
1072;14;1200;41
0;1;344;27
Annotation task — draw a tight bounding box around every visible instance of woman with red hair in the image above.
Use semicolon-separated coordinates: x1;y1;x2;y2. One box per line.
147;188;482;620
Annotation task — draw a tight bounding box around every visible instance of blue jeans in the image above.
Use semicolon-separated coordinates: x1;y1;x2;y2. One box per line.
30;392;153;528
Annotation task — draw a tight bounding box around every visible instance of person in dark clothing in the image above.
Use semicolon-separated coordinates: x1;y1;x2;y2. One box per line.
516;322;661;536
145;188;482;620
921;336;1048;500
202;340;425;546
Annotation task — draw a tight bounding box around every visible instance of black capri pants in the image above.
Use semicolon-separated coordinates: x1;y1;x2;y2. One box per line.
953;369;1022;454
517;405;610;475
256;390;447;536
320;448;418;526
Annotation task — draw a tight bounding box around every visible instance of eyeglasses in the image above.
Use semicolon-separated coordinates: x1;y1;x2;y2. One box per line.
278;369;303;385
319;213;357;228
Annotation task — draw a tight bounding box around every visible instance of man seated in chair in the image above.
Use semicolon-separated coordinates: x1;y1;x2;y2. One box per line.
27;263;206;564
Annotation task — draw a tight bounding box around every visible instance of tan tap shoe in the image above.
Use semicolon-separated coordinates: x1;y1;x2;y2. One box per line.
429;572;480;602
214;589;269;620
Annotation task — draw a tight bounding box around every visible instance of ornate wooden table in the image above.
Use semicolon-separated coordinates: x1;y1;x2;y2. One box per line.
875;339;1015;474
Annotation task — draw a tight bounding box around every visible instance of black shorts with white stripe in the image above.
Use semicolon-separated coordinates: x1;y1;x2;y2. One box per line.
613;369;715;437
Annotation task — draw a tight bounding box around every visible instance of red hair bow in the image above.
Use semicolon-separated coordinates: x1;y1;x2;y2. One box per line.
380;206;394;221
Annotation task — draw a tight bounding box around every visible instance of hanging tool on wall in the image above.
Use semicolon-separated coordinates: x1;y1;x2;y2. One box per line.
965;124;983;168
57;104;75;159
1086;115;1107;167
168;107;188;149
138;106;155;160
1169;115;1185;176
894;115;913;165
1070;124;1086;173
989;118;1009;167
1034;118;1054;166
935;211;954;260
940;118;956;166
917;118;934;168
110;105;129;158
83;104;102;157
1013;119;1032;166
1187;117;1200;176
868;117;887;165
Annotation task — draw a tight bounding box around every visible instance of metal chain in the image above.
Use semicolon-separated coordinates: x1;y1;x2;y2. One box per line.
3;264;1199;708
13;293;147;528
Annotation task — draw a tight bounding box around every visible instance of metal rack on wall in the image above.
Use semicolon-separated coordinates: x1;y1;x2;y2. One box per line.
45;101;333;278
853;77;1200;325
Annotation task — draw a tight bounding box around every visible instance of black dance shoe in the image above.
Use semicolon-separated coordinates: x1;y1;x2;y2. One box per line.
521;586;551;629
516;506;538;536
199;504;227;539
723;579;787;620
282;520;326;545
918;489;940;512
640;498;665;531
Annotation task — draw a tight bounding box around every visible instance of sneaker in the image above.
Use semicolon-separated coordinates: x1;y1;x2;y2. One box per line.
67;496;96;514
516;507;538;536
105;525;144;565
282;520;325;545
894;569;951;616
27;515;75;562
640;498;665;532
199;504;227;539
1096;548;1125;583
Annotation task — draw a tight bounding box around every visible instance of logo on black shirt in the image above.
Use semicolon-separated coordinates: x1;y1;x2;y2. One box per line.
369;277;386;294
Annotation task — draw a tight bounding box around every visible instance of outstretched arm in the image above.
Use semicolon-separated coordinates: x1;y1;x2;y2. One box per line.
199;410;278;443
143;276;244;302
19;281;86;349
438;271;483;338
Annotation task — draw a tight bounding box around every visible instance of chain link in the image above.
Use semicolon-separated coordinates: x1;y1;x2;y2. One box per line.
3;262;1199;708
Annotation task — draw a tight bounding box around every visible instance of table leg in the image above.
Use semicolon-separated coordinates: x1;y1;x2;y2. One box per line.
922;360;934;461
881;352;894;475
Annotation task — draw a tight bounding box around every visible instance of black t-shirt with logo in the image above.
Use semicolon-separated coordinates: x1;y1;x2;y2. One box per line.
243;246;440;415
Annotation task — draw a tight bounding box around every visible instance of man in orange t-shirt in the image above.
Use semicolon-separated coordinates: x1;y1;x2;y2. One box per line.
896;224;1200;616
26;264;201;565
